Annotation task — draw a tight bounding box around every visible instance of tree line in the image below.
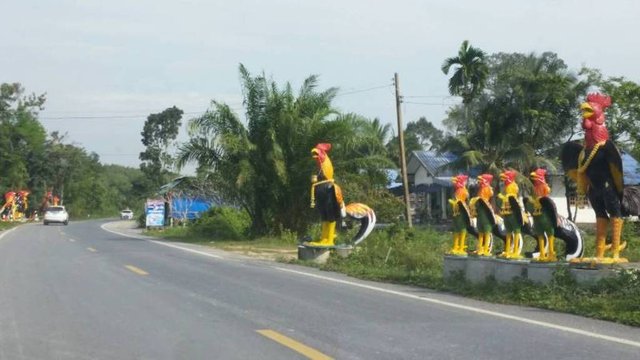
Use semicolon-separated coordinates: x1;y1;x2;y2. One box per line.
0;83;147;217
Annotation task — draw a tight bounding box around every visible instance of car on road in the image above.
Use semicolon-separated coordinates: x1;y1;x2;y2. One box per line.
44;206;69;225
120;209;134;220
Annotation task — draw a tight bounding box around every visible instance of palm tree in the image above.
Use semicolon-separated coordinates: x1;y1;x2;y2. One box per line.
177;65;393;235
441;40;489;123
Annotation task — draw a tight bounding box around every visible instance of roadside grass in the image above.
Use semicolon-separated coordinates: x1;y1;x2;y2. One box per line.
0;221;21;232
145;220;640;327
145;226;298;260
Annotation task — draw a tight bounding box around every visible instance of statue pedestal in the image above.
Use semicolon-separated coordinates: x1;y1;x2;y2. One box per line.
569;264;620;284
465;257;496;284
527;262;566;284
443;255;468;281
334;245;354;258
297;245;331;263
493;258;528;283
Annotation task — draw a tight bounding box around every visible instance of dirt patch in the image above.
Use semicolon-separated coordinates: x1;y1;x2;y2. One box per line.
220;245;297;261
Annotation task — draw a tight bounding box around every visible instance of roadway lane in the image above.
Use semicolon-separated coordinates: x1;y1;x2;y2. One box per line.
1;220;639;359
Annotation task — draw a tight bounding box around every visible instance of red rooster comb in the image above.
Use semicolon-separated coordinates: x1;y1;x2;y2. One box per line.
477;173;493;187
500;169;517;185
586;93;611;109
530;168;547;184
452;174;468;189
314;143;332;153
312;143;332;166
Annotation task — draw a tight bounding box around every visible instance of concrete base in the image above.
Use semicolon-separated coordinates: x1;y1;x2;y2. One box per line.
334;245;354;258
494;258;528;282
297;245;331;263
569;265;619;284
465;257;496;284
528;262;567;284
443;255;468;281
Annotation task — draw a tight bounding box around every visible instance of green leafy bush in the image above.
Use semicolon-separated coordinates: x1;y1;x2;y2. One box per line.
324;224;448;287
189;207;250;240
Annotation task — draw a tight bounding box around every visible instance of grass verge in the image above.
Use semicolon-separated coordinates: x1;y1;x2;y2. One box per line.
0;221;23;232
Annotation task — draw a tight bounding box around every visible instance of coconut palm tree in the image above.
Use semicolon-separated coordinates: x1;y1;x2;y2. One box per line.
177;65;393;235
442;40;489;127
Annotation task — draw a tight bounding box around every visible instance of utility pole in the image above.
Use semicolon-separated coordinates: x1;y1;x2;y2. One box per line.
394;73;412;227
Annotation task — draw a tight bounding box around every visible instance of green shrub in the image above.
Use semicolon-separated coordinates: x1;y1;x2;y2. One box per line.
362;189;405;224
324;224;449;287
189;207;250;241
339;174;404;224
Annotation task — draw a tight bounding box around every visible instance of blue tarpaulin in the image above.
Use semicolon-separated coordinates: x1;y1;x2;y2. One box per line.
171;198;213;220
622;151;640;185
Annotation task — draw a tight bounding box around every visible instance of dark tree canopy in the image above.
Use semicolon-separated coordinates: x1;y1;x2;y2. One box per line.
139;106;184;190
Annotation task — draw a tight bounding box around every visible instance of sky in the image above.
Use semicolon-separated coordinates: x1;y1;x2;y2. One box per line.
3;0;640;172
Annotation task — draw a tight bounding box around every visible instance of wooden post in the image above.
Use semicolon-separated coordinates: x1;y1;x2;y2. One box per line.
394;73;412;227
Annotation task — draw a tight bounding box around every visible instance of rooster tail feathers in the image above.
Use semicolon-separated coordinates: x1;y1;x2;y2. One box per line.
622;185;640;216
554;216;584;261
345;203;376;245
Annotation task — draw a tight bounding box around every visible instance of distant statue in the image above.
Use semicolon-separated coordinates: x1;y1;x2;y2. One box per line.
447;174;474;255
524;168;583;262
469;174;501;256
497;170;527;259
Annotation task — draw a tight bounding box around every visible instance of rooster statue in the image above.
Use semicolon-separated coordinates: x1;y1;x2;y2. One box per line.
1;190;30;221
447;174;475;255
469;173;502;256
0;191;16;220
497;170;528;259
524;168;583;261
561;93;640;263
307;143;376;247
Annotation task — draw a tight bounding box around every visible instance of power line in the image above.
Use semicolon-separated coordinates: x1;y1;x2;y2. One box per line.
403;101;459;106
97;153;140;156
335;84;393;97
403;95;455;99
41;104;245;115
38;109;248;121
38;83;396;120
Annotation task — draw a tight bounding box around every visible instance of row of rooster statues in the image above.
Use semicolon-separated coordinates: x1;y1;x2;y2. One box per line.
0;189;60;221
448;93;640;264
448;169;584;262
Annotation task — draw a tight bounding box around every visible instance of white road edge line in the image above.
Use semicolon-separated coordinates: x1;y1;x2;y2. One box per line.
274;266;640;349
100;223;223;259
0;227;18;241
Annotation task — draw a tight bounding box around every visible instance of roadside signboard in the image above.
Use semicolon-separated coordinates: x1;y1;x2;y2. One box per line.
145;199;165;227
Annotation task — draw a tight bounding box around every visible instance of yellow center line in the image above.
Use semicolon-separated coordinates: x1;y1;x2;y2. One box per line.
87;247;97;252
125;265;149;276
256;329;333;360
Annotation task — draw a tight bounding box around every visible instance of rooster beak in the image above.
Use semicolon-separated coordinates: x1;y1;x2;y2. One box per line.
530;172;539;182
580;102;594;119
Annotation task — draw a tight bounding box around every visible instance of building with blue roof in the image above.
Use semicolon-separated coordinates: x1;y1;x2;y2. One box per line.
402;151;462;222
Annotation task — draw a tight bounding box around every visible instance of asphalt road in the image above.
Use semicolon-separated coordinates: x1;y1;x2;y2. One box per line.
1;220;639;360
